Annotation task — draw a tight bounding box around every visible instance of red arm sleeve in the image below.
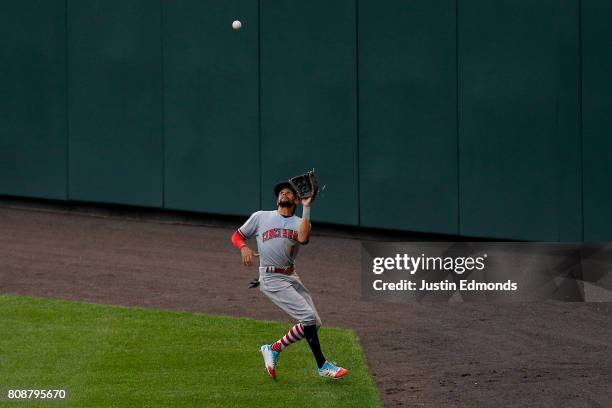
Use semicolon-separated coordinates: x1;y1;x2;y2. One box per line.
231;230;246;250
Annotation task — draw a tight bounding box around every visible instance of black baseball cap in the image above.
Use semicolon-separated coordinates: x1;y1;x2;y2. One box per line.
274;181;297;197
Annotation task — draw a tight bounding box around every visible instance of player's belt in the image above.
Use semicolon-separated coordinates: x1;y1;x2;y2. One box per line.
264;266;295;275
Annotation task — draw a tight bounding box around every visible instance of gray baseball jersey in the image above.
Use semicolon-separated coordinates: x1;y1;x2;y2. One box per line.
238;210;302;268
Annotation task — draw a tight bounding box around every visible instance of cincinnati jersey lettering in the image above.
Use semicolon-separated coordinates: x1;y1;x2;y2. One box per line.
262;228;299;242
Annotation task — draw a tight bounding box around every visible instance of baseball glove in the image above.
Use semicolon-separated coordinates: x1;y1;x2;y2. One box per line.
289;169;319;200
248;276;260;288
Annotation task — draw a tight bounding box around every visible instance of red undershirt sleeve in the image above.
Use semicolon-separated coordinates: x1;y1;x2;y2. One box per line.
231;230;246;250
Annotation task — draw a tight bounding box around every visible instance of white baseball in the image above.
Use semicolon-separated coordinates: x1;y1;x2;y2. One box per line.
232;20;242;30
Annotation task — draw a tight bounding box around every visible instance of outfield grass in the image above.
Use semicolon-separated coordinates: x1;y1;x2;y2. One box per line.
0;295;382;407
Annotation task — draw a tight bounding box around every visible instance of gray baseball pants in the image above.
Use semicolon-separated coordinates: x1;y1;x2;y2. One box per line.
258;267;322;326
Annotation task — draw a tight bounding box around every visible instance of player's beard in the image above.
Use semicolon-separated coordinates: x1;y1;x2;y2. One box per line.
278;198;295;209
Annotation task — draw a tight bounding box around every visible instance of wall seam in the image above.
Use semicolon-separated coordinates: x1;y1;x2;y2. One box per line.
356;0;360;226
160;0;165;208
455;0;461;236
258;0;262;210
578;0;584;241
65;0;70;200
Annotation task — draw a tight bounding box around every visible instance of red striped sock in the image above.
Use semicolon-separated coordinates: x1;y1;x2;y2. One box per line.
271;323;305;352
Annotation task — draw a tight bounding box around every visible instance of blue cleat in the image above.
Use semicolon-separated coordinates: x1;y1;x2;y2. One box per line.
318;361;348;379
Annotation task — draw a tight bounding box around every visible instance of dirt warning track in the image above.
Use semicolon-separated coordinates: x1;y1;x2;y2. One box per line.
1;204;611;407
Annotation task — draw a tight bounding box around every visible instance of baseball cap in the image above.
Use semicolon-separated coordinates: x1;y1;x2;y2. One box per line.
274;181;297;197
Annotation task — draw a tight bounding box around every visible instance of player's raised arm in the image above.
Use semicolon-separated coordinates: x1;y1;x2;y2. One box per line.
297;197;313;244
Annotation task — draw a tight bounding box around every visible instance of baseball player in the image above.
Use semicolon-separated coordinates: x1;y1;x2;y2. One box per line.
231;181;348;380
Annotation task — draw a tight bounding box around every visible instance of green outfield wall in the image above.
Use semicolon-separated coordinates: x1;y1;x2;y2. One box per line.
0;0;609;241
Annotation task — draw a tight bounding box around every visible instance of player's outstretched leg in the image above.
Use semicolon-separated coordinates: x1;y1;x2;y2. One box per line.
303;325;348;380
272;323;305;353
260;323;305;379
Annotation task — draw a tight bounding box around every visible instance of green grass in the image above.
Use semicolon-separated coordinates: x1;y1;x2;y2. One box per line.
0;295;382;407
